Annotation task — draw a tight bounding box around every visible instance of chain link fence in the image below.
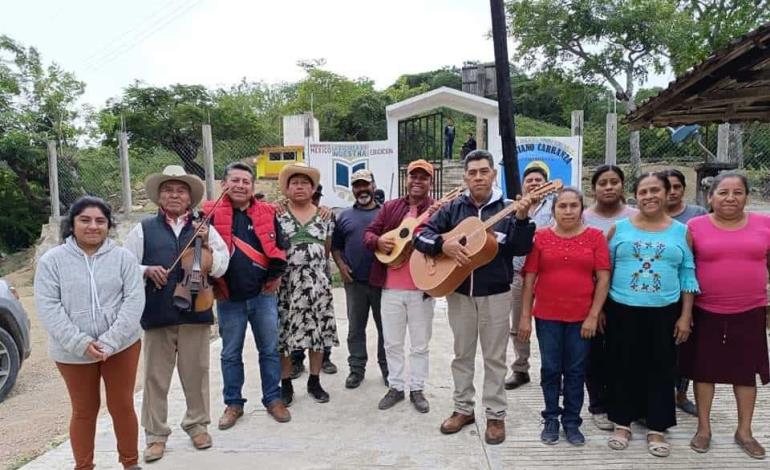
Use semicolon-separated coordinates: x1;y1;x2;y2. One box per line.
46;116;770;216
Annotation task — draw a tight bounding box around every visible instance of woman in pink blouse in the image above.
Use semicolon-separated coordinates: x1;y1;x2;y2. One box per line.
518;188;610;446
681;172;770;460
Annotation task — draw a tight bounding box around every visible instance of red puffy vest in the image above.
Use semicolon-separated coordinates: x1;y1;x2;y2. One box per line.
202;196;287;300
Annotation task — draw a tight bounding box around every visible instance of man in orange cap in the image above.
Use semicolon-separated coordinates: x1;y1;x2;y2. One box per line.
363;159;438;414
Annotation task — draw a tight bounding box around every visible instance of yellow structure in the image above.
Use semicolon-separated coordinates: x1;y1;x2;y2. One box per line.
254;145;304;179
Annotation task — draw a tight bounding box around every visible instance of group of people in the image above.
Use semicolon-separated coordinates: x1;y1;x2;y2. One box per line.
32;148;769;470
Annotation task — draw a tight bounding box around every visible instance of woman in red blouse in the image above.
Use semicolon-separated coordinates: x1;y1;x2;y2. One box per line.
518;188;611;446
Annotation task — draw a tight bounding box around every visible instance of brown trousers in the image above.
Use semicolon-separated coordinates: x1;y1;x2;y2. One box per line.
56;340;141;470
141;324;211;444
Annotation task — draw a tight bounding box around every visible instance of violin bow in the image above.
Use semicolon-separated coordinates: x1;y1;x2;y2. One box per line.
167;187;231;273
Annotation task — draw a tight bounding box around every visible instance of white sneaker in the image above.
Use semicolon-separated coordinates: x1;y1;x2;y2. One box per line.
593;413;614;431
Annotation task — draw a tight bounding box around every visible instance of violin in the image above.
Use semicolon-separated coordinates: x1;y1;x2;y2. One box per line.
169;188;230;313
172;224;214;312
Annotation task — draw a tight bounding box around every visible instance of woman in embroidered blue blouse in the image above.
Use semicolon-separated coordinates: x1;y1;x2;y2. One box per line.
604;172;699;458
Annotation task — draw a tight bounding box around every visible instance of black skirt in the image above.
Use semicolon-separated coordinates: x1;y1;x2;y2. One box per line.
679;306;770;386
605;298;678;432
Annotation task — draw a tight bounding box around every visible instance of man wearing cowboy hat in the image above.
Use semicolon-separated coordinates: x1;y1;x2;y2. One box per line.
200;161;291;430
124;165;230;462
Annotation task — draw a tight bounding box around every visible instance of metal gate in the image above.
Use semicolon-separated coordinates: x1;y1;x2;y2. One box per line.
397;112;444;198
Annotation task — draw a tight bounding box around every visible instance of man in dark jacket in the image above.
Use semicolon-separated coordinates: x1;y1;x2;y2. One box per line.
414;150;535;445
124;165;230;462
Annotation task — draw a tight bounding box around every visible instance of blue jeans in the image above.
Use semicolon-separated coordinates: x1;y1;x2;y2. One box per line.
536;318;590;428
217;294;281;407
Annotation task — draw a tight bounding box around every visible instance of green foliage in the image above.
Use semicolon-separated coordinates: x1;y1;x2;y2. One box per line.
506;0;679;103
0;168;46;252
0;34;84;250
669;1;770;74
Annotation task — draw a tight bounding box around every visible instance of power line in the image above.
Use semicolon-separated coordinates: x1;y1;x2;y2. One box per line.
82;0;203;71
79;0;188;68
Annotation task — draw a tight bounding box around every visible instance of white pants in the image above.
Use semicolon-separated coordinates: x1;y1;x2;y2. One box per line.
381;289;435;391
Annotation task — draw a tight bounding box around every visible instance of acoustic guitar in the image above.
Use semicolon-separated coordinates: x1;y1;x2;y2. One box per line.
409;180;563;297
374;186;464;268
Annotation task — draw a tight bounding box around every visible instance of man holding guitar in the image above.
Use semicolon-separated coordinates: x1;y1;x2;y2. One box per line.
413;150;536;445
363;159;439;414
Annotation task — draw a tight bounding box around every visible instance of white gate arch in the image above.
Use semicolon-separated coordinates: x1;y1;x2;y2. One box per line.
385;87;502;165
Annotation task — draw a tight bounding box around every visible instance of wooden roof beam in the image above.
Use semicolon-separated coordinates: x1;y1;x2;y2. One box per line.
731;69;770;82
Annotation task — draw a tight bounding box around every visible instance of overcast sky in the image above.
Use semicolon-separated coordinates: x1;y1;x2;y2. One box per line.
1;0;673;109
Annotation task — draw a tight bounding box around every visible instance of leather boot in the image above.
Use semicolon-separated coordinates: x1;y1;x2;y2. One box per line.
485;419;506;445
267;400;292;423
440;412;475;434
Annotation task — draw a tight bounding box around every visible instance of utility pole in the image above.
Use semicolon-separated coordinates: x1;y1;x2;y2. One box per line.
490;0;521;198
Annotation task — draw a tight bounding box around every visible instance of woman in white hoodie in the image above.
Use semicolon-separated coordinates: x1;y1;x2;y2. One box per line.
34;196;145;470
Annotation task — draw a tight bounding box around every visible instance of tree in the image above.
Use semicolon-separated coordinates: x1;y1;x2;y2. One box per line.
506;0;681;177
0;34;85;249
669;0;770;74
284;68;379;141
99;83;214;177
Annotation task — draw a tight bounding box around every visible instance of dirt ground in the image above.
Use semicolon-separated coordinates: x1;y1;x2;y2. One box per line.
0;261;148;470
0;263;70;469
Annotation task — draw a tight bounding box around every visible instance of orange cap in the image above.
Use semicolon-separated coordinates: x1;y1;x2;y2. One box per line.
407;159;434;177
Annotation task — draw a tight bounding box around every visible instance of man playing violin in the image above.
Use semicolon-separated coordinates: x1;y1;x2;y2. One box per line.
201;162;291;429
363;159;439;414
413;150;535;445
124;165;230;463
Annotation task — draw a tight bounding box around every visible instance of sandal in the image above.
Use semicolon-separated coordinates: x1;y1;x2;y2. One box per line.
608;425;631;450
647;431;671;457
735;434;766;460
690;432;711;453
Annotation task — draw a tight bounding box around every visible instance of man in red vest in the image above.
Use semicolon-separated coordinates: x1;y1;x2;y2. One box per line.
202;162;290;429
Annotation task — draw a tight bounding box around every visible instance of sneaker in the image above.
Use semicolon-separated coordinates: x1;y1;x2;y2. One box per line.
592;413;614;431
504;372;530;390
289;361;305;380
565;426;586;446
676;397;698;416
410;390;430;413
307;379;330;403
541;419;560;445
378;388;405;410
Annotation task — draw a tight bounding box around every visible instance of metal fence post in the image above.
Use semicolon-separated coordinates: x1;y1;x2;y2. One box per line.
717;123;730;162
118;131;132;214
202;124;215;200
46;140;61;219
605;113;618;165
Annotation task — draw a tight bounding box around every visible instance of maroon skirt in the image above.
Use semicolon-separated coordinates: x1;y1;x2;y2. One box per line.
679;306;770;386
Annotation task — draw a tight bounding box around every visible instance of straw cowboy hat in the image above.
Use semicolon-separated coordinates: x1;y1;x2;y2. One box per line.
145;165;206;208
278;163;321;195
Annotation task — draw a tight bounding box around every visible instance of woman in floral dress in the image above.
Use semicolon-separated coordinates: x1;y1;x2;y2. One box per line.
277;163;338;405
